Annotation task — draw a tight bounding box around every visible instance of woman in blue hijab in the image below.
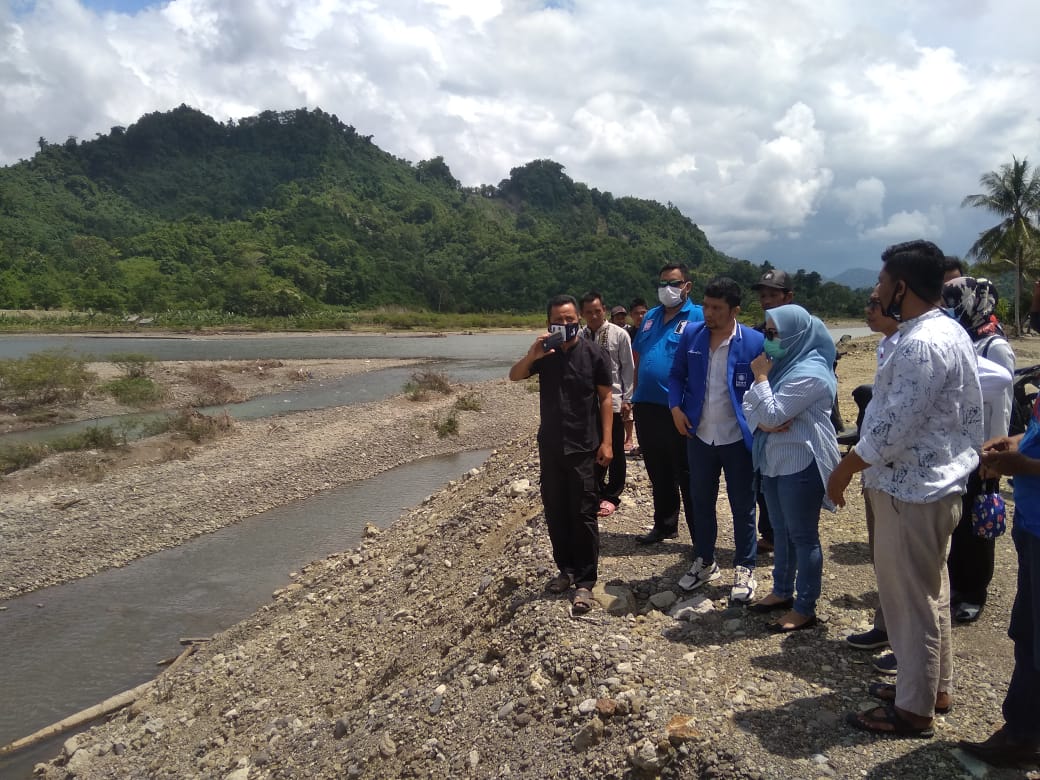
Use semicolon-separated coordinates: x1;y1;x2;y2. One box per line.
742;304;840;631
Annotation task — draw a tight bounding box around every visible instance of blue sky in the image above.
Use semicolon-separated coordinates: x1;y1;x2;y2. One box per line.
2;0;1038;278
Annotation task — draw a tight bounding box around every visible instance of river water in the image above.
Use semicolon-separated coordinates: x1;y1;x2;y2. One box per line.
0;449;491;779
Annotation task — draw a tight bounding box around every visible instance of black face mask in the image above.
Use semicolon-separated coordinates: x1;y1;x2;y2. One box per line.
882;281;906;322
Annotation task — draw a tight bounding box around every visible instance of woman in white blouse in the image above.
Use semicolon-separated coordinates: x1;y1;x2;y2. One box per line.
743;305;840;631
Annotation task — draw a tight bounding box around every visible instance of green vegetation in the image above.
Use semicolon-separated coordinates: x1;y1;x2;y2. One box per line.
434;412;460;438
110;352;155;378
0;424;122;475
0;350;93;408
404;370;454;401
962;156;1040;331
454;393;482;412
0;105;874;325
102;376;165;406
151;408;235;443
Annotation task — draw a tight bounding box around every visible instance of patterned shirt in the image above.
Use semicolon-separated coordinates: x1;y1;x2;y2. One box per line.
581;321;634;412
857;309;983;503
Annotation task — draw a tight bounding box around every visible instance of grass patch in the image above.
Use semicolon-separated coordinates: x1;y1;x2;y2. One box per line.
434;412;459;438
404;370;454;401
0;442;49;474
102;376;166;406
109;352;156;379
181;365;240;406
0;349;94;409
0;425;123;475
146;408;234;443
454;392;482;411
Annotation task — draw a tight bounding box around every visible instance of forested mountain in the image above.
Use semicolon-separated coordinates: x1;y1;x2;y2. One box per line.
0;105;869;317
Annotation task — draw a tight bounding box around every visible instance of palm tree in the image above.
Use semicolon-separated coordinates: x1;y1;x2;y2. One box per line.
962;156;1040;333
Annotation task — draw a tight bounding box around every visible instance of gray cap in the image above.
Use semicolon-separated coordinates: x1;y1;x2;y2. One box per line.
752;269;793;291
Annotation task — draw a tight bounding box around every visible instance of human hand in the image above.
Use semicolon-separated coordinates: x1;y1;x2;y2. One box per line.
670;407;693;438
980;449;1038;477
826;467;853;508
596;442;613;467
758;421;792;433
750;352;771;382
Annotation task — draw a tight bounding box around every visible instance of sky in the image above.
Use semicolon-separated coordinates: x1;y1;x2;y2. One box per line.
2;0;1038;278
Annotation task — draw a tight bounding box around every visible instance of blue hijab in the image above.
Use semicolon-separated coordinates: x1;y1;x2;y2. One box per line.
752;304;837;470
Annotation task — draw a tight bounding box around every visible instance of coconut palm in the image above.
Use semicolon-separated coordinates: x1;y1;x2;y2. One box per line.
962;156;1040;333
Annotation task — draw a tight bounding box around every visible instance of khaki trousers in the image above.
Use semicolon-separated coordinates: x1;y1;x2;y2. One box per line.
863;489;886;633
867;488;960;717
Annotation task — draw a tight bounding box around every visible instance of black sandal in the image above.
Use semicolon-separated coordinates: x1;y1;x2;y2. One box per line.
868;682;951;714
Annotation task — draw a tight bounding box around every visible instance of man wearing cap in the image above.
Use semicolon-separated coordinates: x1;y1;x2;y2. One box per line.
750;269;795;553
610;305;629;328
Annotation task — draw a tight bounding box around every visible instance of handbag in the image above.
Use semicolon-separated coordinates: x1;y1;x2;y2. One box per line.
972;479;1007;539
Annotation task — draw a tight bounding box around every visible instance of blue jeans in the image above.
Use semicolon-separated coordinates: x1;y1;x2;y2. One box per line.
1004;523;1040;741
761;461;824;616
688;436;756;568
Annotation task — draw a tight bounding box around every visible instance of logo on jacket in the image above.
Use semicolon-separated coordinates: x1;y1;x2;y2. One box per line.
674;320;688;335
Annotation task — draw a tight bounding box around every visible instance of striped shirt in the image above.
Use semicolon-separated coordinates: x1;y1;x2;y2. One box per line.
742;375;841;504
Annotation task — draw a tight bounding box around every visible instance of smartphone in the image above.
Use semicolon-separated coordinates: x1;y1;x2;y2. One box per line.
543;331;565;352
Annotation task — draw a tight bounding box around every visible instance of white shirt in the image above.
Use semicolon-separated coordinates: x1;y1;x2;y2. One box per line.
582;321;634;413
858;309;983;503
696;320;743;446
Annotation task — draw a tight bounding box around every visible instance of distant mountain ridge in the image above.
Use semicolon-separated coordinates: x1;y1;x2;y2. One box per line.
827;267;877;291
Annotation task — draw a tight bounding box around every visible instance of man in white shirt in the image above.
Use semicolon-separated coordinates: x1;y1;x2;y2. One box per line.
828;240;984;739
581;292;635;517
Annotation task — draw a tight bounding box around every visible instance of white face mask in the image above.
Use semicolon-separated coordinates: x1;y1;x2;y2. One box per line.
658;285;684;308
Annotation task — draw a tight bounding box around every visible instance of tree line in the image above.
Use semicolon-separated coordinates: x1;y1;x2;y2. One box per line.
0;105;881;319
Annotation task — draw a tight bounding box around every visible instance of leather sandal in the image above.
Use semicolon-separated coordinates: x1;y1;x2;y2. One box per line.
846;704;934;739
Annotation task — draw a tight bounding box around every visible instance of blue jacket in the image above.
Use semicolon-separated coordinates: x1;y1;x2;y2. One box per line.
666;321;765;450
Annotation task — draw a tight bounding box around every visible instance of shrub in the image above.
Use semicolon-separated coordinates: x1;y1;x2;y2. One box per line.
102;376;166;406
0;349;94;409
181;365;240;405
434;412;459;438
162;408;234;443
0;443;48;474
404;370;453;401
454;393;482;411
109;352;155;379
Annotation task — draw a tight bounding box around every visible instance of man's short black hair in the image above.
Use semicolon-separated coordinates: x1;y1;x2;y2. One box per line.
704;276;742;308
579;291;604;310
943;256;965;275
881;240;946;302
547;294;579;319
659;263;690;282
629;296;648;310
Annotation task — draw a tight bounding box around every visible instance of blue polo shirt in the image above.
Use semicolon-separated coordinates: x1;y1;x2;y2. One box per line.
631;298;704;406
1014;397;1040;539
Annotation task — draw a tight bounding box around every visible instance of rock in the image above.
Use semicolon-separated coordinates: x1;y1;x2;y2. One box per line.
594;583;637;615
578;698;598;715
334;719;349;739
377;731;397;758
723;618;743;632
669;594;715;620
223;768;249;780
648;590;678;610
526;668;550;694
627;737;674;771
468;749;480;768
594;698;618;718
62;735;81;758
573;716;604;751
65;749;93;775
666;714;702;743
507;480;531;497
363;523;381;537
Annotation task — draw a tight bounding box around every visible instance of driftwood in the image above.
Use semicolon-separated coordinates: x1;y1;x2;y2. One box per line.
178;636;211;646
0;645;195;758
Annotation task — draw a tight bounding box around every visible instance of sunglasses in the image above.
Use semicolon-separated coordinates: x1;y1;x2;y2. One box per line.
656;279;686;288
763;328;780;340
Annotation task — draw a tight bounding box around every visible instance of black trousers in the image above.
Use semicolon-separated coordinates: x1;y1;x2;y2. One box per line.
947;470;996;605
595;411;627;506
539;444;600;589
633;402;693;533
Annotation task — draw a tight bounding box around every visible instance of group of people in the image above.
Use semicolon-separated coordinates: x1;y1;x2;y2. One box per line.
509;240;1039;763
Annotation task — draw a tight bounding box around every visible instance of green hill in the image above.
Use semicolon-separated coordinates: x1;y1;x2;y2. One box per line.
0;105;867;318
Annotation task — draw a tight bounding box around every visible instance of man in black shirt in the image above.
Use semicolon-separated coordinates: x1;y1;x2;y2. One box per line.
509;294;614;614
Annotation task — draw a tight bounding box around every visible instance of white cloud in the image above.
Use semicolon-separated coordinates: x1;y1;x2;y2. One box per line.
1;0;1038;275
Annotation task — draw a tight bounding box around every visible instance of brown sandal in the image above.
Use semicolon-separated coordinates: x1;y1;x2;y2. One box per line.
546;573;572;594
571;588;595;615
868;682;951;714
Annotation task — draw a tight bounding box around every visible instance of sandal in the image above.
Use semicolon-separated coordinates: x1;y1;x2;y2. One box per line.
546;573;572;594
571;587;595;615
868;682;951;714
845;703;934;739
597;500;616;517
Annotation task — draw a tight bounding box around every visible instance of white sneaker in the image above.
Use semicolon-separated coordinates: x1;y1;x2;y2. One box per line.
730;565;757;603
678;557;721;591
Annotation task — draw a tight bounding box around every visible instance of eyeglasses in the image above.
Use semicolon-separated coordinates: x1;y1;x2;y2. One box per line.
866;299;882;310
656;279;686;288
763;328;780;340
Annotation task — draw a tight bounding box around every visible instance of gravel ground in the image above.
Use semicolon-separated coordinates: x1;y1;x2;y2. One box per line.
9;335;1040;778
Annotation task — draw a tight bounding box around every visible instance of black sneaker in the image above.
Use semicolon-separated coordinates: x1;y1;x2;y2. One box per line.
872;652;898;675
846;627;889;650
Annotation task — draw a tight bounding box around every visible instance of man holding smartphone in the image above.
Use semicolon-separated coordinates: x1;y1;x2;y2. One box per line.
509;294;613;615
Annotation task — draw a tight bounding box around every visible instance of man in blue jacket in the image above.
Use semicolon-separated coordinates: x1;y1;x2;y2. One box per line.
630;263;705;544
668;277;764;602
